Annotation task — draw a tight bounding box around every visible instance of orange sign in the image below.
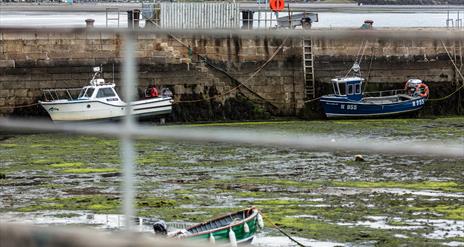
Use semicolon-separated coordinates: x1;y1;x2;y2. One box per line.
269;0;284;12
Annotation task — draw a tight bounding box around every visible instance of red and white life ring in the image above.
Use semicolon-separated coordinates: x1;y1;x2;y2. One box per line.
416;83;429;98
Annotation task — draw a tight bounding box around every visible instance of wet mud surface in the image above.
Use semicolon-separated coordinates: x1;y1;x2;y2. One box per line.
1;117;463;246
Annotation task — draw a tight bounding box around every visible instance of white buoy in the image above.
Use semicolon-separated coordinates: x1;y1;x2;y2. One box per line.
244;222;250;233
209;233;215;244
257;213;264;229
229;228;237;247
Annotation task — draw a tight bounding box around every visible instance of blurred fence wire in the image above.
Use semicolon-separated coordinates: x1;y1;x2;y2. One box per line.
0;26;463;246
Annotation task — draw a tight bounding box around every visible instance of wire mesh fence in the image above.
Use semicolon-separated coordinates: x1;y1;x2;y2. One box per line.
0;25;463;246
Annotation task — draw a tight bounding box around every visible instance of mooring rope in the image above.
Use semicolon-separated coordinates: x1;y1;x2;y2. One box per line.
172;37;289;105
259;210;307;247
141;16;280;106
304;96;321;103
363;47;376;92
427;41;464;102
345;40;369;77
0;102;39;110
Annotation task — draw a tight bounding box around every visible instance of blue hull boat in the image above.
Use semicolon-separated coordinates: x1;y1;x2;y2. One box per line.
320;77;429;118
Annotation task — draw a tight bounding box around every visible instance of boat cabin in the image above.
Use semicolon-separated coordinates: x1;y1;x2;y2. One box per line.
77;82;120;102
330;77;364;101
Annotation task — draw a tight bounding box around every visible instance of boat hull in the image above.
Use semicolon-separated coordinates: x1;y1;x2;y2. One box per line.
186;218;258;245
320;96;426;118
40;97;172;121
172;208;261;246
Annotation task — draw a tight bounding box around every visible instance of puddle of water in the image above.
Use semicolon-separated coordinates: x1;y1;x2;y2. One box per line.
371;188;464;198
251;235;346;247
443;241;464;247
338;216;464;239
288;215;320;219
416;219;464;239
1;211;196;233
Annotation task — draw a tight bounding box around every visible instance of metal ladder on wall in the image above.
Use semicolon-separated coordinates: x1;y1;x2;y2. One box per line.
302;39;316;99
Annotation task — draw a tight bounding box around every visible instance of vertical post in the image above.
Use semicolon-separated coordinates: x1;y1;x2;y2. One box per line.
120;32;137;231
287;2;291;29
117;10;120;28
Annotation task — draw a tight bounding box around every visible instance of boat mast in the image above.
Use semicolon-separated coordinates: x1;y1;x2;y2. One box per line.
352;62;361;77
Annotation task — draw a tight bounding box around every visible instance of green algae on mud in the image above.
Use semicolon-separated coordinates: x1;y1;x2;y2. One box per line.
1;117;464;246
60;168;120;174
49;162;84;168
332;181;464;192
17;195;121;213
184;117;464;141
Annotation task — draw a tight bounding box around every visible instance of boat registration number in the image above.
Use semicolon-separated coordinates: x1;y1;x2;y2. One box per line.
412;99;425;107
341;104;357;110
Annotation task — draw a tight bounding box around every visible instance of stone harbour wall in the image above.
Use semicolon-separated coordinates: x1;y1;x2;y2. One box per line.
0;30;462;120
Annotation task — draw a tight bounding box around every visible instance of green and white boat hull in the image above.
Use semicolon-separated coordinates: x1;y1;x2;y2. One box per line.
170;207;263;245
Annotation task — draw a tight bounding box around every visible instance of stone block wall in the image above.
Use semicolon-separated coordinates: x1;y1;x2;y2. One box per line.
0;30;462;119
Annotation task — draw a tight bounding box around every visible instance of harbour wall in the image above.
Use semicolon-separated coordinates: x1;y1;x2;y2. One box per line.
0;30;462;120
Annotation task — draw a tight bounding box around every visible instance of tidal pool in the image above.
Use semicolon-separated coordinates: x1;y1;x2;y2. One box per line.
1;117;463;246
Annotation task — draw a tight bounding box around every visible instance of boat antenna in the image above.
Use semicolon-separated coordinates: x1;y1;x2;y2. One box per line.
91;65;103;85
112;63;115;84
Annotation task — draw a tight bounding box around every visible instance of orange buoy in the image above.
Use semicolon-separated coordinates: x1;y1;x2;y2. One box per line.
269;0;285;12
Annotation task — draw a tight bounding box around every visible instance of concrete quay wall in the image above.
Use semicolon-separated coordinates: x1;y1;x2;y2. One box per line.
0;31;462;119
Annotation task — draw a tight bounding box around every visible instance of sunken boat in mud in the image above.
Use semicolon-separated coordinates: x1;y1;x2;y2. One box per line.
154;207;263;246
39;67;173;121
320;66;429;118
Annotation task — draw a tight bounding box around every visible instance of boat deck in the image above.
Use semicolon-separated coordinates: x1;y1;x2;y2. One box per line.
363;94;414;104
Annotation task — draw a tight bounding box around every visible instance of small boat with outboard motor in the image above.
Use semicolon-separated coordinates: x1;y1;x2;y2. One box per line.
39;67;173;121
320;63;429;118
151;207;264;246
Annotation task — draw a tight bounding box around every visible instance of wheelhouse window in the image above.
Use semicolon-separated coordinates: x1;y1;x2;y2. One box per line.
355;84;361;94
338;83;346;95
347;85;354;95
96;88;116;98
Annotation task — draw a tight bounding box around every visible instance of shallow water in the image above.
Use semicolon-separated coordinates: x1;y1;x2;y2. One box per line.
0;117;463;246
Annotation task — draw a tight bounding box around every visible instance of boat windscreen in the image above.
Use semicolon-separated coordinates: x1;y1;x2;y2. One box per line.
338;83;346;95
96;88;116;98
85;88;95;98
332;82;339;95
78;88;86;98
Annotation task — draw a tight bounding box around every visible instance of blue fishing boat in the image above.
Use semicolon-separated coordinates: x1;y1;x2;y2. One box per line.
320;71;429;118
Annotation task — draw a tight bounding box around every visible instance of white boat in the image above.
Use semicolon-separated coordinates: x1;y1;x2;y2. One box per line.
39;67;173;121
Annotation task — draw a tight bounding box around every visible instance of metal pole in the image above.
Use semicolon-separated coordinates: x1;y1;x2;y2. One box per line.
120;32;137;231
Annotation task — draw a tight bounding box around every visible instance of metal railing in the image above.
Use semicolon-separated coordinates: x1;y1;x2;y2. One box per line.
42;88;82;101
363;89;407;98
141;2;318;30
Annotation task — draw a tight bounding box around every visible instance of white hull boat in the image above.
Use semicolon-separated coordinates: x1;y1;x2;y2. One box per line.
39;67;173;122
